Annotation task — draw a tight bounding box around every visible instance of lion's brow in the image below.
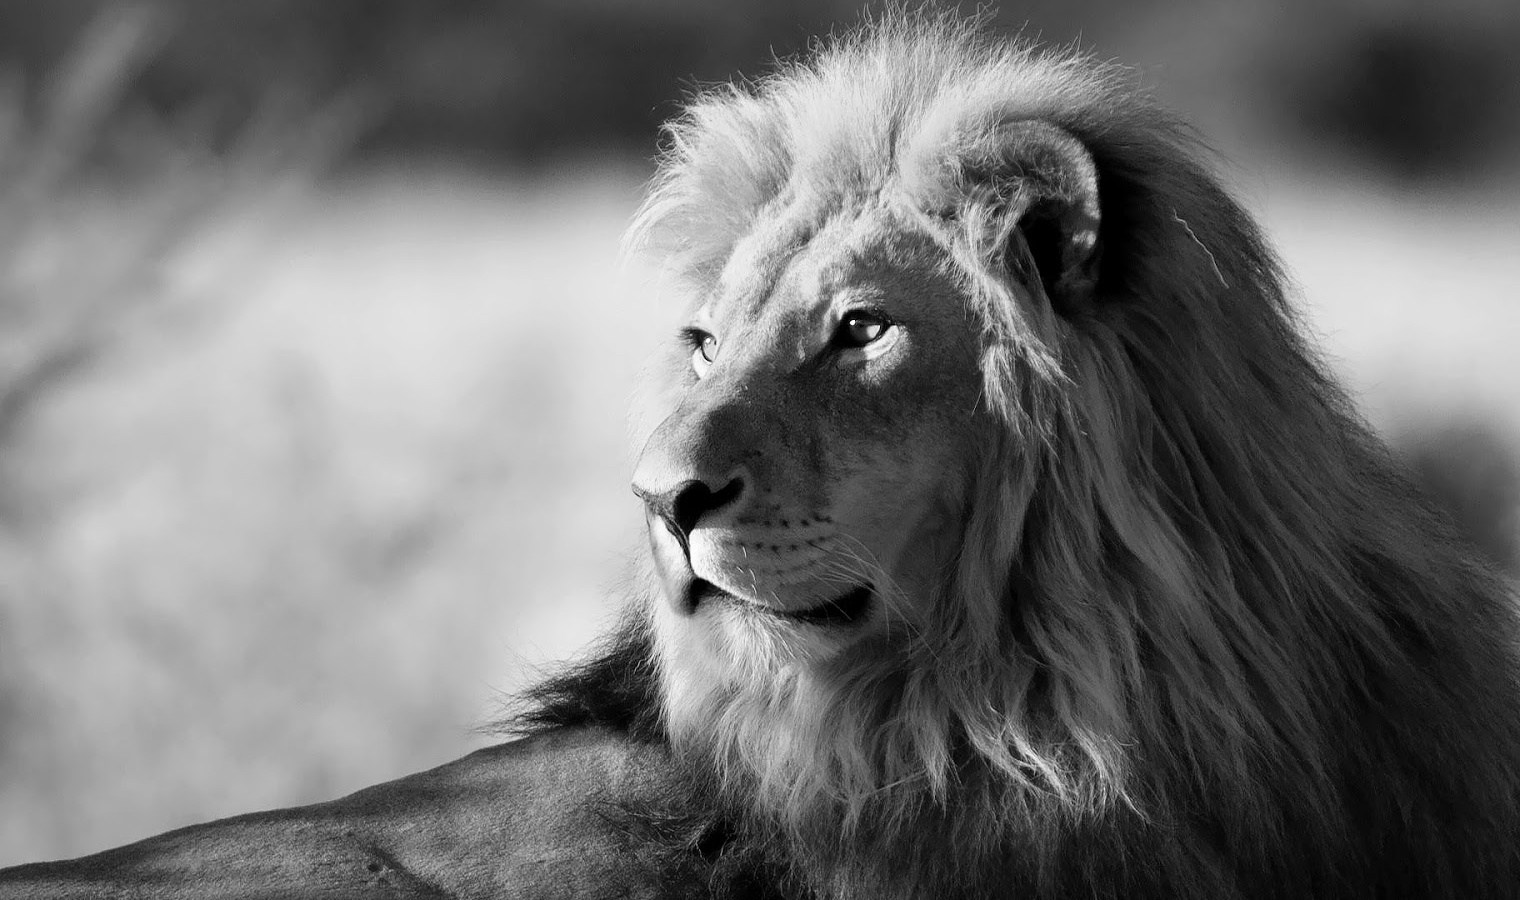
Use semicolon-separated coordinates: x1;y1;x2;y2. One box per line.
715;205;821;300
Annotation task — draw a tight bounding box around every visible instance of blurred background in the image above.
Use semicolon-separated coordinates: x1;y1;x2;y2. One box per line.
0;0;1516;866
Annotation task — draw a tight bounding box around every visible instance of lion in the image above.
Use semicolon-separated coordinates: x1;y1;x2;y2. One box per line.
523;14;1520;900
2;13;1518;900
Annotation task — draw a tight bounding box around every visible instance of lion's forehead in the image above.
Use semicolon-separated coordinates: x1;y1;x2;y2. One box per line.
707;204;931;342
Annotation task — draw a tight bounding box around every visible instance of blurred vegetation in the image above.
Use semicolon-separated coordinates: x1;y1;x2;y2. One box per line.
0;0;1515;868
0;4;374;860
1253;2;1520;182
0;0;1515;179
0;7;355;446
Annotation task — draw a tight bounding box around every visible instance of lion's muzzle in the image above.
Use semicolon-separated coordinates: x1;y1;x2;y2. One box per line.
633;453;755;615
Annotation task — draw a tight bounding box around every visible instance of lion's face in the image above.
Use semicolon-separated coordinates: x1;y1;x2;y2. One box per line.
624;33;1111;835
632;204;987;676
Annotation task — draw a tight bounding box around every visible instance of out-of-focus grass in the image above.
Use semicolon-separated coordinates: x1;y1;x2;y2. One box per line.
1252;174;1520;424
1257;174;1520;571
0;7;373;864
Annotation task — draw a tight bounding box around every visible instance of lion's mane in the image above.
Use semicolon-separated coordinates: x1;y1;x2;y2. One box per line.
523;15;1520;900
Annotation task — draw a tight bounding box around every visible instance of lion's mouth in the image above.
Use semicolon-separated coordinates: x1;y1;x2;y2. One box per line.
687;579;873;626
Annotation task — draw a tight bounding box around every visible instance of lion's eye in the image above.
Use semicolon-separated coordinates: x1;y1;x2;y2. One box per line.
833;311;892;349
683;328;718;376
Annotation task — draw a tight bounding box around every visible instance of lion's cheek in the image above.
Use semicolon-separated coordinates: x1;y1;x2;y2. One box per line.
830;434;971;607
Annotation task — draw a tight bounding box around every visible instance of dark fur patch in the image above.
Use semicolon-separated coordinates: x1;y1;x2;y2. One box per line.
511;617;665;743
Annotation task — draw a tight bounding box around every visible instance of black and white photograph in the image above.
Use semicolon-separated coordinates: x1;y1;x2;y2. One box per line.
0;1;1517;897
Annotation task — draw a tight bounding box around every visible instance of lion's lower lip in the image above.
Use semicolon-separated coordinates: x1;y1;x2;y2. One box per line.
787;586;873;624
685;578;727;612
687;579;872;626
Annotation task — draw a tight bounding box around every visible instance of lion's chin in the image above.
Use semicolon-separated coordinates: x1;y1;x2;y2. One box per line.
687;578;874;627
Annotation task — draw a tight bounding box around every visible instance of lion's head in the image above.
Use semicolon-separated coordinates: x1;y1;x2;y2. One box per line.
625;20;1181;838
528;15;1520;899
629;170;998;830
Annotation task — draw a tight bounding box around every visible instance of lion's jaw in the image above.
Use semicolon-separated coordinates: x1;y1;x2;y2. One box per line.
633;206;991;826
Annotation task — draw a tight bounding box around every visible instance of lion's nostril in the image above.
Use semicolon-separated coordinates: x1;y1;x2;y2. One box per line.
669;482;708;538
635;475;749;550
670;476;744;538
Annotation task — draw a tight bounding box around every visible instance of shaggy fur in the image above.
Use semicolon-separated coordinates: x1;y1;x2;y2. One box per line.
524;14;1520;900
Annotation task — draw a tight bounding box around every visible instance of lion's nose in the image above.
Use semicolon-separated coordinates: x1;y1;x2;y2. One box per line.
633;476;746;549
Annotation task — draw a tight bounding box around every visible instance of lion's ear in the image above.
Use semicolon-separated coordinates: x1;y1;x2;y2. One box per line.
993;121;1102;315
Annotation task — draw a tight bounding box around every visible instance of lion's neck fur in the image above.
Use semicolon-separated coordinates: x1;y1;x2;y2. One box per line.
525;14;1520;900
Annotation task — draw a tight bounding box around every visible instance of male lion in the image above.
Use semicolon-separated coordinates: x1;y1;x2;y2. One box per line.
4;15;1520;900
